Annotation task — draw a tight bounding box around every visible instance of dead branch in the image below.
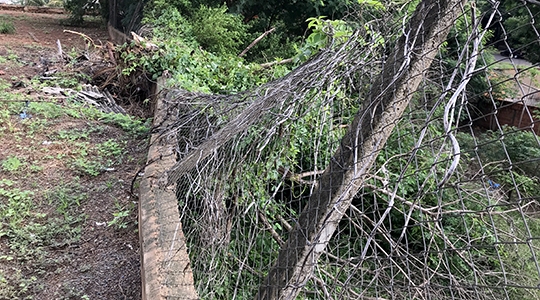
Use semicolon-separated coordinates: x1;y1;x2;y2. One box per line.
524;0;540;5
277;166;324;185
63;29;99;48
106;42;117;66
260;58;293;69
239;27;276;57
276;214;292;232
258;209;284;246
131;32;158;50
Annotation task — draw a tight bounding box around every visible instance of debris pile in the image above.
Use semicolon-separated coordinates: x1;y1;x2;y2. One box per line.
43;84;126;114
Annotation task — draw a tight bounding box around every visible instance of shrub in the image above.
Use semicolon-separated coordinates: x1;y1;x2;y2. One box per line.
190;5;249;55
145;7;195;43
64;0;87;25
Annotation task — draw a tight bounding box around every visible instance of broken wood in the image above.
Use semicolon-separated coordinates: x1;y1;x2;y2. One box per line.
260;58;293;69
42;85;126;114
64;29;99;49
56;39;66;60
239;27;276;57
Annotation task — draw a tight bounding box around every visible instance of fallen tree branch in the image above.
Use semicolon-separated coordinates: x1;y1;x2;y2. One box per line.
239;27;275;57
277;166;324;185
63;29;99;48
260;58;293;69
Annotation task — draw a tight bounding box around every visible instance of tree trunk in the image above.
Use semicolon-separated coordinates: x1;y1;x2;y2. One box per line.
256;0;466;299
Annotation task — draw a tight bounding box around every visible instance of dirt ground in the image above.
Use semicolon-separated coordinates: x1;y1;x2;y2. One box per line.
0;10;142;300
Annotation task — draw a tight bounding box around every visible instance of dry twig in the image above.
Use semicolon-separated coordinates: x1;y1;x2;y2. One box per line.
239;27;276;57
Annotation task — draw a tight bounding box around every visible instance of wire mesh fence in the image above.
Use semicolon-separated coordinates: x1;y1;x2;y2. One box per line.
153;0;540;299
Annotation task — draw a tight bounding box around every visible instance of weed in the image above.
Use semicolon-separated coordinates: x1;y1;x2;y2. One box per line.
26;118;47;134
0;179;13;186
1;156;24;173
0;179;84;268
100;112;150;137
29;164;43;173
53;75;81;89
0;269;39;299
104;179;115;190
56;128;90;141
57;281;86;299
0;180;35;226
71;157;102;176
108;201;135;230
108;209;130;229
26;69;79;89
0;109;11;123
0;116;13;137
0;78;9;90
45;182;87;215
6;52;18;62
26;98;149;137
97;139;125;158
72;141;89;156
28;102;65;119
0;89;25;103
0;21;15;34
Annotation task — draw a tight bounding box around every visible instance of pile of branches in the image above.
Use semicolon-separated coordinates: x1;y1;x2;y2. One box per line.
52;30;155;115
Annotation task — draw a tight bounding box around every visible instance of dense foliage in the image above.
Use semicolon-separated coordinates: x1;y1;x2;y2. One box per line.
478;0;540;62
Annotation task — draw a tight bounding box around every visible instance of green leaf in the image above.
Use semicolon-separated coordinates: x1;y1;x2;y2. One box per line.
357;0;385;10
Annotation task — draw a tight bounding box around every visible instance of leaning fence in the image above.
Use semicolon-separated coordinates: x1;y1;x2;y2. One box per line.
139;0;540;299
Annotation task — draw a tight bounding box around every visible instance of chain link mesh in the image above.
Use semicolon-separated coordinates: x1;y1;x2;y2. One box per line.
154;1;540;299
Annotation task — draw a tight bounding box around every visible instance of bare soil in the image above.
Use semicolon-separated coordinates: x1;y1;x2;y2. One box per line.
0;10;142;300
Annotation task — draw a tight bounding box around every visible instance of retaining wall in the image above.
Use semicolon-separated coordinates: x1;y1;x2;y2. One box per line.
138;80;198;299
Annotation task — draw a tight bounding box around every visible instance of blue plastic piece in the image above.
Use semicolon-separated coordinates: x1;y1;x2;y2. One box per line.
488;179;501;189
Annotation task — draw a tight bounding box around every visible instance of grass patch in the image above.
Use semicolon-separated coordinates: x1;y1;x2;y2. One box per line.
0;21;15;34
45;181;87;216
0;172;86;298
